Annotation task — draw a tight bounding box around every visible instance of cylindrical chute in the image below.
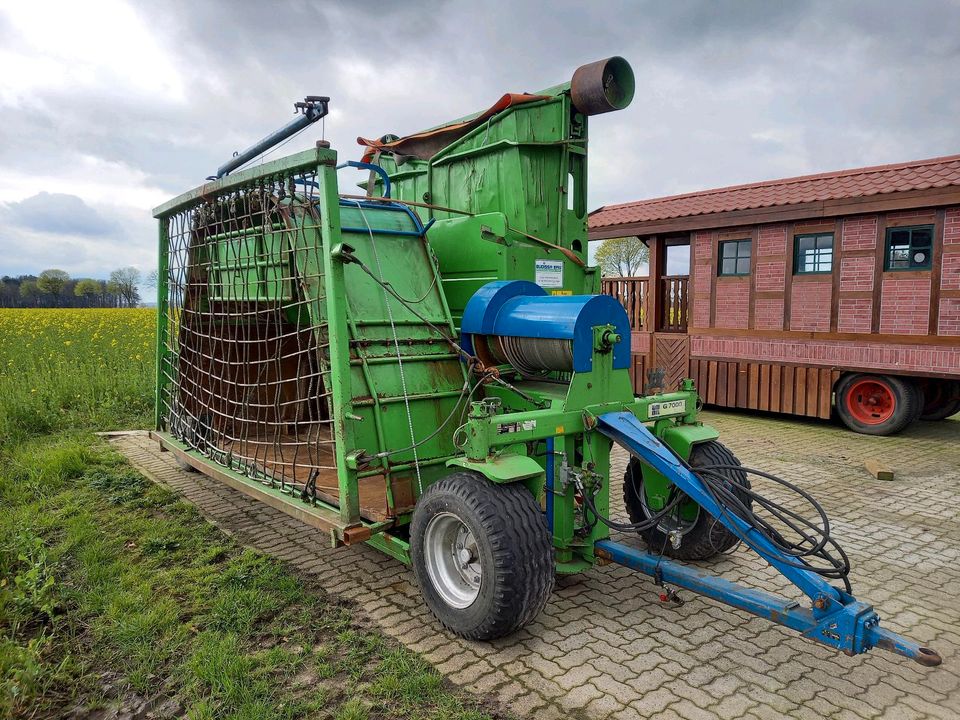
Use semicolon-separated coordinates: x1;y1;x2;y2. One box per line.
570;56;635;115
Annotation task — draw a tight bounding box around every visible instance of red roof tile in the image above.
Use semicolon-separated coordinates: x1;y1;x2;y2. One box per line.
589;153;960;229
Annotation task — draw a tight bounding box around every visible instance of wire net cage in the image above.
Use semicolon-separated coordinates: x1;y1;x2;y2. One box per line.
160;169;336;500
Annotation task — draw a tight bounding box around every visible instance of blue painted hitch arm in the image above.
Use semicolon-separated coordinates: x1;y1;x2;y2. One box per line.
595;411;942;667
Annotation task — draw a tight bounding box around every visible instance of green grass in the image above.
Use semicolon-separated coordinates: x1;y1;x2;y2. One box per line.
0;310;502;720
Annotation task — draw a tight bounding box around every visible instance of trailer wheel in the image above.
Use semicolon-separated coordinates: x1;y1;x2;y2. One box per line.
410;471;553;640
623;441;751;561
835;373;920;435
919;380;960;421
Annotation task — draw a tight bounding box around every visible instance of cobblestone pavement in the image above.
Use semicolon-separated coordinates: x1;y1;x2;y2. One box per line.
113;411;960;719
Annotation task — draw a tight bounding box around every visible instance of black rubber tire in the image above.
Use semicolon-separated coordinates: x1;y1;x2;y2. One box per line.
410;471;554;640
834;373;920;436
919;380;960;421
623;441;751;561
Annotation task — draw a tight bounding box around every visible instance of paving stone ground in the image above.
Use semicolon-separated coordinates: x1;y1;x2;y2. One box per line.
113;411;960;720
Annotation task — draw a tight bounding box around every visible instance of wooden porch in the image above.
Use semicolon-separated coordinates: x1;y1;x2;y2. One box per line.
601;234;692;394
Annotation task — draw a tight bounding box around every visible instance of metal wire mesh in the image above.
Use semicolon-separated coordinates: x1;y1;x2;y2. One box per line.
161;170;337;500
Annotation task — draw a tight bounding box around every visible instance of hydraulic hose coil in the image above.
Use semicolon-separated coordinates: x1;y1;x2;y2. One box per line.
489;335;574;376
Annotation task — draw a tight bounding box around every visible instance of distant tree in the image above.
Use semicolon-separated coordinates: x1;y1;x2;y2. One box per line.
74;278;101;306
37;269;71;304
594;237;649;277
0;277;19;307
19;279;40;307
109;267;141;307
144;269;159;289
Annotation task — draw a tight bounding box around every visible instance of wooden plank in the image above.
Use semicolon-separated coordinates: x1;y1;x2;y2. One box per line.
759;364;771;411
872;215;886;334
770;365;782;413
783;365;795;414
748;363;760;409
930;208;945;335
795;366;807;415
727;362;735;406
716;361;728;406
736;362;749;408
864;459;895;481
150;430;371;544
707;360;717;405
830;218;842;332
748;226;759;330
818;367;833;418
805;368;820;417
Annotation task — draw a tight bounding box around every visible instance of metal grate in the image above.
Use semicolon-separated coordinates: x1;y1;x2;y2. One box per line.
160;169;336;499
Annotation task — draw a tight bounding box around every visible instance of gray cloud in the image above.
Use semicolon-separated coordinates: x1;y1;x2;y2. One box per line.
2;192;119;236
0;0;958;277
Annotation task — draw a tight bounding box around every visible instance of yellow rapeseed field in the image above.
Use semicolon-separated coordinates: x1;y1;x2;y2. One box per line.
0;308;155;441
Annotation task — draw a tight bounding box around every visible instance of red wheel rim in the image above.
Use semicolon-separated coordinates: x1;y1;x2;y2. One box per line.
845;379;895;425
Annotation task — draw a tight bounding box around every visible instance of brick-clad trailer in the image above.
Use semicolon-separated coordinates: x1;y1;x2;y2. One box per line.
590;154;960;435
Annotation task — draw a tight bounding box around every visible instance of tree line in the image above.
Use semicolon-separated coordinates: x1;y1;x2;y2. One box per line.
0;268;153;308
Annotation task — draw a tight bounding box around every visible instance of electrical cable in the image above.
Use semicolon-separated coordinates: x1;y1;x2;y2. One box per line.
345;251;549;409
372;375;484;460
693;463;852;592
347;200;423;494
578;430;851;591
581;478;686;532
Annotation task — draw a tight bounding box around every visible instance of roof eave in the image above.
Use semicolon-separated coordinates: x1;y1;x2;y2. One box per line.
588;185;960;240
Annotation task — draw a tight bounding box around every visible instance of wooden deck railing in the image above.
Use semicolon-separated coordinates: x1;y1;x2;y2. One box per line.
660;275;689;333
601;276;648;331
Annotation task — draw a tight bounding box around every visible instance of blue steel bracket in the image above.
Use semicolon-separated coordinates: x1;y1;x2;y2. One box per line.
594;411;942;666
336;160;391;198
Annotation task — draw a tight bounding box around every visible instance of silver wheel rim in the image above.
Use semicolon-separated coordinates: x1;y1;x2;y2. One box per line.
423;512;481;609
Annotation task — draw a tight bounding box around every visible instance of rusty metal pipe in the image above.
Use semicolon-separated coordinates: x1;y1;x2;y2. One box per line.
570;56;635;115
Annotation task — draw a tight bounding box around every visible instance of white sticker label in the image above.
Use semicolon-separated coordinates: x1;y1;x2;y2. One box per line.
534;259;564;288
648;400;686;419
496;419;538;434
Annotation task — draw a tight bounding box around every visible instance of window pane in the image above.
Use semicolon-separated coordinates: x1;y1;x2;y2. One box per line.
721;258;736;275
798;236;814;252
722;242;736;258
815;235;832;249
736;257;750;274
911;249;930;268
890;229;910;245
912;228;932;247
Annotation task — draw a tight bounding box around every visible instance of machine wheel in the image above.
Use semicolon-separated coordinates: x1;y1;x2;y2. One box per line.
623;441;751;561
410;471;553;640
835;373;920;435
919;380;960;421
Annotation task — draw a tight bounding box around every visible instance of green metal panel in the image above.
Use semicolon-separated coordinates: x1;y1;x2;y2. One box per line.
372;88;599;316
153;147;466;541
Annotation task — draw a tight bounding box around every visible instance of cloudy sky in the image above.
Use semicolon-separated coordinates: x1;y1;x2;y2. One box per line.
1;0;958;283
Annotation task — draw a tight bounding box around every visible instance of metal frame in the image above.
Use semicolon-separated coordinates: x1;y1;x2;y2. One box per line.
151;68;941;665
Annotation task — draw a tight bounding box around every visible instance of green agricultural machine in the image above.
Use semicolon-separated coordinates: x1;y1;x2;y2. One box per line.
152;58;941;664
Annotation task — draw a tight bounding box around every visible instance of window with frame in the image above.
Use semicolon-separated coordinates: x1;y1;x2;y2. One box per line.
794;233;834;274
885;225;933;270
718;239;751;276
